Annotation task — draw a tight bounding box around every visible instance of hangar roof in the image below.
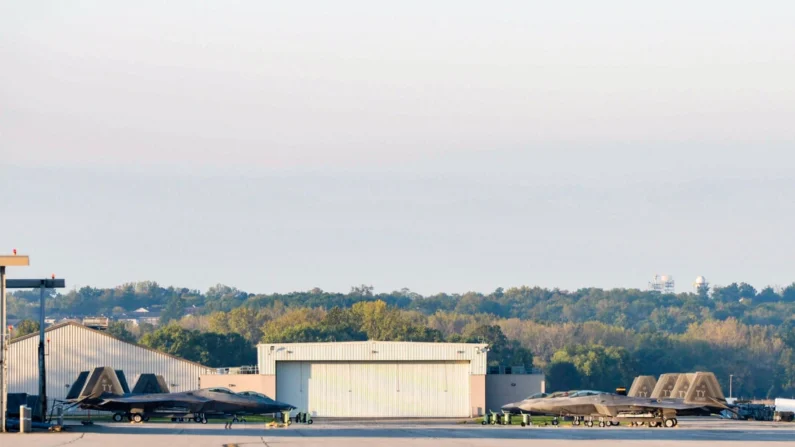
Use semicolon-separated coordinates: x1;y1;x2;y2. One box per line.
11;321;212;370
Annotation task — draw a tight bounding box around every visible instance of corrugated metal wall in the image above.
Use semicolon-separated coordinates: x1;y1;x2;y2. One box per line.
259;341;488;375
276;361;470;417
9;323;214;412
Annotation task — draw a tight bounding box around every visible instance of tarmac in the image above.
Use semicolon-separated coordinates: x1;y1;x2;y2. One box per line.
3;417;794;447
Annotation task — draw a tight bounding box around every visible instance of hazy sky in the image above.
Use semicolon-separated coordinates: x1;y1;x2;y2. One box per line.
2;1;794;295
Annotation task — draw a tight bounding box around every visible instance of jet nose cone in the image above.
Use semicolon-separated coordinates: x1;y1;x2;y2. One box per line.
277;401;296;411
501;403;519;413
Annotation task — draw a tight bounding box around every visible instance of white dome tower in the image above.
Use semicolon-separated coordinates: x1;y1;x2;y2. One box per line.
693;276;709;294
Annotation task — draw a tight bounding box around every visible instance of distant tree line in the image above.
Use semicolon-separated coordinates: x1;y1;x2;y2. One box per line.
8;281;795;398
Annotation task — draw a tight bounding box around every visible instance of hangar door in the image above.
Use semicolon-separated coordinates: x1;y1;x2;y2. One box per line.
276;361;470;417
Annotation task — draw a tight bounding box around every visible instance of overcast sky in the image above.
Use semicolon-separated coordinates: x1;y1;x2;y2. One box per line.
2;1;794;295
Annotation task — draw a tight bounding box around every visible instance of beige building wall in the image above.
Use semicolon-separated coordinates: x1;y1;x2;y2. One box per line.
200;374;275;397
10;322;214;413
485;374;545;412
469;374;486;416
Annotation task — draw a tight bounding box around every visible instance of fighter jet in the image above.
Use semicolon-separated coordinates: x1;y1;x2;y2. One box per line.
501;372;727;427
67;367;295;424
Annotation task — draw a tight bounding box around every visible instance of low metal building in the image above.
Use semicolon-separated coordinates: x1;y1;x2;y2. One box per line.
251;341;488;418
485;372;545;412
9;322;214;411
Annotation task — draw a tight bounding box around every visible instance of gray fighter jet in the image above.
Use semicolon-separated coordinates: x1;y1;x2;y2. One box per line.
67;367;295;423
501;372;727;427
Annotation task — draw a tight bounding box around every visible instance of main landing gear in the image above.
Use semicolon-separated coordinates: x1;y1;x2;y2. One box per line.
112;412;149;423
647;418;677;428
192;413;208;424
572;416;677;428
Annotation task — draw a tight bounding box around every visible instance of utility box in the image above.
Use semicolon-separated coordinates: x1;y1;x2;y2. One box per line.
20;406;32;433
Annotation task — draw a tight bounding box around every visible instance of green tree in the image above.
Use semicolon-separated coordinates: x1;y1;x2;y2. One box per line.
756;287;780;303
227;307;267;343
13;319;39;338
458;324;533;369
159;293;184;325
545;361;582;391
107;321;137;343
140;324;254;367
551;345;637;391
782;283;795;303
140;324;201;361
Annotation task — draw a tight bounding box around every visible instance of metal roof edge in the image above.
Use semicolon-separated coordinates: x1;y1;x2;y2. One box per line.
256;341;488;348
10;321;214;371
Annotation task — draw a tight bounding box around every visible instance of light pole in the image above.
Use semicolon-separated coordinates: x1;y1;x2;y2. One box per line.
0;253;30;433
729;374;733;399
6;277;66;422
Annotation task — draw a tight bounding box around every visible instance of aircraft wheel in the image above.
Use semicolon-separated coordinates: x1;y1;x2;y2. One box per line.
481;420;487;425
179;417;185;422
112;413;124;423
551;419;559;426
598;421;605;427
585;421;593;427
307;419;313;425
573;419;580;426
611;421;620;426
201;417;208;424
664;418;675;428
194;416;201;423
132;413;143;423
671;418;678;427
520;422;526;427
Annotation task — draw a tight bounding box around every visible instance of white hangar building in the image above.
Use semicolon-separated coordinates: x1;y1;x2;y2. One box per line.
204;341;489;418
9;322;214;411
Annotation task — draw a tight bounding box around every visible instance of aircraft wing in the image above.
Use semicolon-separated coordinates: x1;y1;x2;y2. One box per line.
621;397;728;415
96;393;212;411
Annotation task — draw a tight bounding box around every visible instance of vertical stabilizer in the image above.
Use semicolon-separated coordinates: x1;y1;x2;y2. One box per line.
671;373;697;399
652;373;680;399
132;373;169;394
628;376;657;398
115;370;131;394
155;375;170;394
80;367;125;399
684;372;726;405
66;371;90;400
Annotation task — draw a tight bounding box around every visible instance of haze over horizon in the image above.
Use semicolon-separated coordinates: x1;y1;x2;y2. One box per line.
2;1;794;295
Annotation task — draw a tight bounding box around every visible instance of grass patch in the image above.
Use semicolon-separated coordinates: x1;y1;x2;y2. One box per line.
474;415;571;426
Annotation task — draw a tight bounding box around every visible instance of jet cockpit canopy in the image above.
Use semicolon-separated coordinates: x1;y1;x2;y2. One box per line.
237;391;276;402
569;390;607;397
207;387;235;394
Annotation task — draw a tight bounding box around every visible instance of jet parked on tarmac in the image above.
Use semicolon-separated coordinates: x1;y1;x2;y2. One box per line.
501;372;728;428
67;367;295;424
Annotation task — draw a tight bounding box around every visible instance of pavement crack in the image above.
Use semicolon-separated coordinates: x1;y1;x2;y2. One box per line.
260;436;271;447
54;432;85;446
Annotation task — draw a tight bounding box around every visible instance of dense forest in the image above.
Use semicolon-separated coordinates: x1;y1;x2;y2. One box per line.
9;282;795;399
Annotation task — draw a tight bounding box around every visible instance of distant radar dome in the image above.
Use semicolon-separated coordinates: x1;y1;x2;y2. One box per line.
695;276;707;284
